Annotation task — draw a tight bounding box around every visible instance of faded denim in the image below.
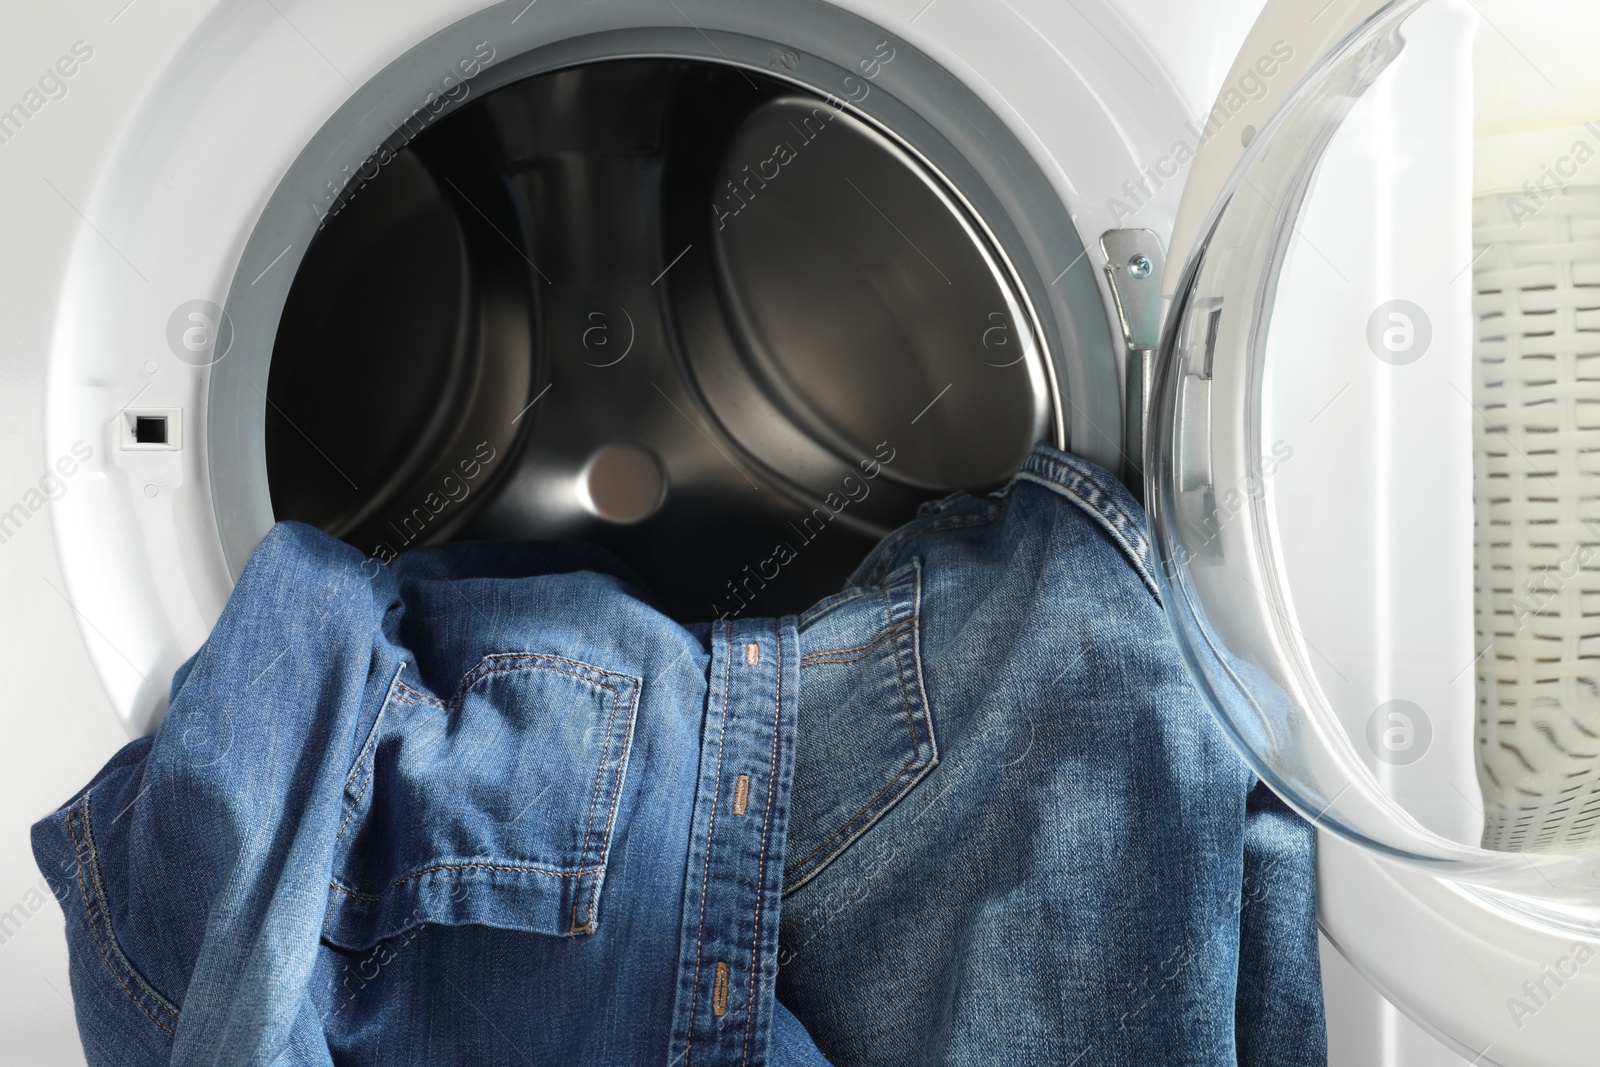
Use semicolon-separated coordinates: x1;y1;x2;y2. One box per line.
775;445;1325;1067
33;442;1323;1066
33;532;827;1066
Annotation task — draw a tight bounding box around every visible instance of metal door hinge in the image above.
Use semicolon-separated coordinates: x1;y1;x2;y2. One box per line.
1099;229;1166;499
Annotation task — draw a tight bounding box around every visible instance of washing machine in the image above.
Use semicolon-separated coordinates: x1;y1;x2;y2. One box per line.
2;0;1597;1063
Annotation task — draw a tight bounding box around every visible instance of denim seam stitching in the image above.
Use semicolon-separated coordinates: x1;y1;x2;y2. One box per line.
799;618;914;664
396;653;633;709
572;677;639;934
1012;470;1160;598
684;619;735;1066
327;861;605;903
384;688;442;708
916;490;971;517
906;560;939;775
864;502;1008;585
741;619;783;1065
391;659;627;710
569;676;624;933
65;794;180;1034
343;665;402;792
584;684;640;931
1024;464;1154;566
73;796;183;1023
336;664;409;843
881;565;928;757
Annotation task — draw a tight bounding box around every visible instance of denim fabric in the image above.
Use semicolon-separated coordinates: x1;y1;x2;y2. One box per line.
32;529;822;1066
776;444;1326;1067
33;442;1322;1066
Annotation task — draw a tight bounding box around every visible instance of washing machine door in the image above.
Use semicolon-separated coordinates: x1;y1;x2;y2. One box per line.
1150;0;1600;1058
1151;0;1600;897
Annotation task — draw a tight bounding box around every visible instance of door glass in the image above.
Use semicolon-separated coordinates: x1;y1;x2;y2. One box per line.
1152;0;1600;910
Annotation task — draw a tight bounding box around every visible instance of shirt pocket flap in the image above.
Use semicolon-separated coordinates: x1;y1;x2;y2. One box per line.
786;558;936;894
325;654;639;950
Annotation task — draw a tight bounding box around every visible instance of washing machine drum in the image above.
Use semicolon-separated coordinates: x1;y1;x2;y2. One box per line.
262;57;1054;622
1147;0;1600;918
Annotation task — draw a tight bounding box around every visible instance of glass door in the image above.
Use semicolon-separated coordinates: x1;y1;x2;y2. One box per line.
1151;0;1600;917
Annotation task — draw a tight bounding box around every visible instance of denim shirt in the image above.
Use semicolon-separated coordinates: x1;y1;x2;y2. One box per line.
33;443;1324;1066
34;531;833;1066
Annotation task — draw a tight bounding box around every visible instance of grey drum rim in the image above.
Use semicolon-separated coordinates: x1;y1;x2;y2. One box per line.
210;0;1117;576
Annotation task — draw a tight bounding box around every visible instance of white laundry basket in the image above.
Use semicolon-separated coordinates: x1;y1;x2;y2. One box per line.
1473;183;1600;852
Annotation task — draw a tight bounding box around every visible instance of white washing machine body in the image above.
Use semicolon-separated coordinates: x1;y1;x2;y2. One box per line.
0;0;1589;1064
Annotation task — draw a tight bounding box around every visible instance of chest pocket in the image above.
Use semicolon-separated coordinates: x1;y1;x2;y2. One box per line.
324;654;640;950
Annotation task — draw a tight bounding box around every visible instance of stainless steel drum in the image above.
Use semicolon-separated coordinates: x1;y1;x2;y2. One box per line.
264;58;1058;619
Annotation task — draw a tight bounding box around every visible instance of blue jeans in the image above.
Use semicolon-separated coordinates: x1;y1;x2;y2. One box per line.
777;446;1324;1066
33;443;1323;1065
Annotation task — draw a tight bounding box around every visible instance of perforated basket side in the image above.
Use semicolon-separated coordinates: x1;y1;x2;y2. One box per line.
1473;186;1600;852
